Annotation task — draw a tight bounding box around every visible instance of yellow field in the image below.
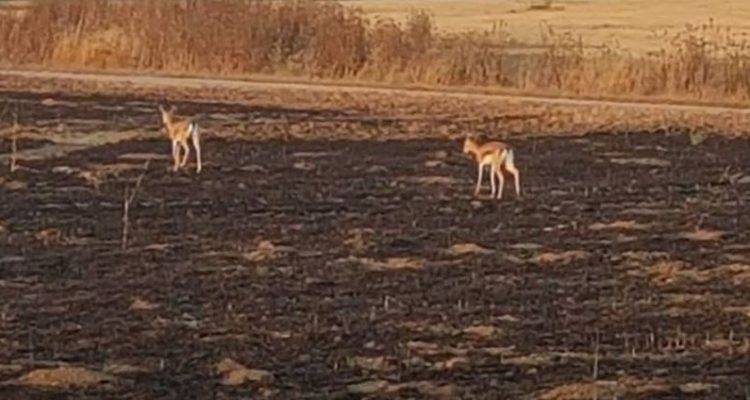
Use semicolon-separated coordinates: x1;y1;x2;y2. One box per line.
350;0;750;53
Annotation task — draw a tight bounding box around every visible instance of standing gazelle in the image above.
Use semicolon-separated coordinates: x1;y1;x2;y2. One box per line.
158;105;202;173
463;136;521;199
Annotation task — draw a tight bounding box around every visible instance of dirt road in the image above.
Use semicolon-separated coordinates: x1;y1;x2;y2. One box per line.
3;69;750;115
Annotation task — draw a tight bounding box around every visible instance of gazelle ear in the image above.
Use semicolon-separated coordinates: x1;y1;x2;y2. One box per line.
158;104;166;113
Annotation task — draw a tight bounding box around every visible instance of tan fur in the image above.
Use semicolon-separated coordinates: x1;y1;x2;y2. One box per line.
463;136;521;199
158;105;202;173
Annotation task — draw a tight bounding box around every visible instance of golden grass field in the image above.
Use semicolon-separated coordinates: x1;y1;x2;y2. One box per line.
3;0;750;54
351;0;750;54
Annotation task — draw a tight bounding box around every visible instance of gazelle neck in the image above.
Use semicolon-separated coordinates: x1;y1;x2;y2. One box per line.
161;112;175;128
465;139;480;155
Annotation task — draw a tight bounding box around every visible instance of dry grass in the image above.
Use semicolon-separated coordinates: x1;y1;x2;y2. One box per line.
2;1;750;103
337;256;425;271
589;220;651;231
647;261;750;287
537;377;670;400
346;379;456;398
679;229;725;242
531;250;590;266
243;240;295;263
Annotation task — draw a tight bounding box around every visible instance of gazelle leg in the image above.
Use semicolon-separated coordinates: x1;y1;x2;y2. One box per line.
474;164;484;196
496;168;505;199
506;163;521;197
490;163;497;198
180;141;190;167
191;125;202;174
171;140;180;172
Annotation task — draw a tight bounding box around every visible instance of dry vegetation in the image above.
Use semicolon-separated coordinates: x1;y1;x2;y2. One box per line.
2;0;750;104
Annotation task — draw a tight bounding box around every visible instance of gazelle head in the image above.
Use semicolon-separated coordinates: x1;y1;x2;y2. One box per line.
158;104;177;125
462;136;476;154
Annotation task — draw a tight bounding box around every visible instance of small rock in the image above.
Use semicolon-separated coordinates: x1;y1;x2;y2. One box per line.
243;240;295;262
679;229;724;242
450;243;493;256
143;244;170;252
350;356;390;372
35;228;62;246
431;150;449;159
531;250;590;266
103;363;150;375
293;161;315;171
216;358;273;386
425;160;445;168
610;157;671;167
438;356;469;370
130;298;159;311
18;366;116;389
508;242;543;251
347;380;388;394
680;382;718;394
464;325;498;338
240;165;267;173
366;165;388;173
52;166;79;174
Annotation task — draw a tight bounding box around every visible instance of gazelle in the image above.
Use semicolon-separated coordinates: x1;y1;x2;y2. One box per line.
158;105;202;173
463;136;521;199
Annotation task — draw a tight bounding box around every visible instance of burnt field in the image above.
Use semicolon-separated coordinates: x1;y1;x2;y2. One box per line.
1;90;750;399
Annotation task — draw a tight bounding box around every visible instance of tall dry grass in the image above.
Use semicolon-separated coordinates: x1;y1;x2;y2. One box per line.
0;0;373;75
0;1;749;103
526;20;750;101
